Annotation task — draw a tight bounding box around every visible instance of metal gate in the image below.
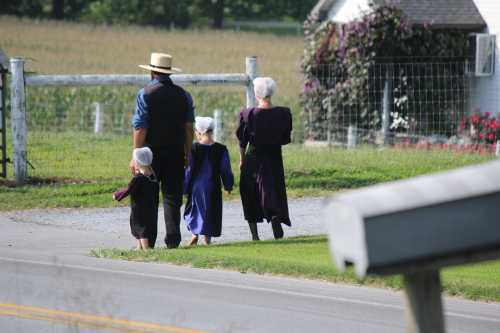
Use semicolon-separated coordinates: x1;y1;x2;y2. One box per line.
0;49;8;178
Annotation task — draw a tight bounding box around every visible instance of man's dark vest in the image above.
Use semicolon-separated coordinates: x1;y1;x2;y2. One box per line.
143;80;188;149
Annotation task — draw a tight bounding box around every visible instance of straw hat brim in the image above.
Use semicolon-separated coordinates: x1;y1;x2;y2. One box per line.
138;64;182;74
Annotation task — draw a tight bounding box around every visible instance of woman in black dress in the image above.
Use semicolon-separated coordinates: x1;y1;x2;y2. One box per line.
236;77;292;240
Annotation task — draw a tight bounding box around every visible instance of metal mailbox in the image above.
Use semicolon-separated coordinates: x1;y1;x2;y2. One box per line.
325;159;500;333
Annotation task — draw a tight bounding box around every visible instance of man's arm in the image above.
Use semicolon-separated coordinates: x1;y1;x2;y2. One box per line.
129;128;148;174
130;89;149;174
184;123;194;168
133;128;147;148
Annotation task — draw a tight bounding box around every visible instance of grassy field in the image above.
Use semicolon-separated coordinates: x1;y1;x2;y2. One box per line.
0;16;305;137
0;130;493;210
92;236;500;302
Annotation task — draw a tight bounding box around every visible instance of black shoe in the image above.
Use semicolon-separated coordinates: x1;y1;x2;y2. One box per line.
271;221;284;239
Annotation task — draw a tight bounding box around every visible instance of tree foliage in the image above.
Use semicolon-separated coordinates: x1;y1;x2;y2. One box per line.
301;4;471;141
0;0;317;26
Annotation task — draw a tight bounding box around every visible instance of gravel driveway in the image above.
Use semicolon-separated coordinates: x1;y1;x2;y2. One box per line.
0;197;329;255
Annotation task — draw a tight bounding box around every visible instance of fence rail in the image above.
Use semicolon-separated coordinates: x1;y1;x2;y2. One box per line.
10;56;259;184
25;74;250;87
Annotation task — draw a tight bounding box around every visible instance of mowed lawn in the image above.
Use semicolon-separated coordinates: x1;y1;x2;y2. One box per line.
0;130;493;210
92;236;500;302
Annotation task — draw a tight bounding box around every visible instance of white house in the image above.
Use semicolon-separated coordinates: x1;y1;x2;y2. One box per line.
310;0;499;116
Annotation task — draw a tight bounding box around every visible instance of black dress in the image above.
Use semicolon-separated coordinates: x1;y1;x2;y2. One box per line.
236;106;292;226
114;173;160;242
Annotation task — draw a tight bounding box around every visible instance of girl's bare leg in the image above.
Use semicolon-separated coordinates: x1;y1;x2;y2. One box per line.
203;236;211;245
188;235;199;246
139;238;149;250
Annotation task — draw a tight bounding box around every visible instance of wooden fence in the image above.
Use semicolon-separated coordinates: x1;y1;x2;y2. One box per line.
10;56;259;184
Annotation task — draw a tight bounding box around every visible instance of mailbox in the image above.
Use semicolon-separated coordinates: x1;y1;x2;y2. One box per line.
326;159;500;278
325;159;500;333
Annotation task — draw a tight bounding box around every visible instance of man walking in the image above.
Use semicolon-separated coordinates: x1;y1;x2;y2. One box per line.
131;52;194;248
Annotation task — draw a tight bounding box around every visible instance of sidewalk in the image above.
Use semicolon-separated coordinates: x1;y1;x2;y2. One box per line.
0;197;328;255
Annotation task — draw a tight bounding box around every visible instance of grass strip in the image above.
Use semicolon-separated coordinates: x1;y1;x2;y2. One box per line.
1;138;493;211
91;235;500;302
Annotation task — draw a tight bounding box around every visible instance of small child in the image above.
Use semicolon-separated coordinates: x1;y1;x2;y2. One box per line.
114;147;159;250
184;116;234;246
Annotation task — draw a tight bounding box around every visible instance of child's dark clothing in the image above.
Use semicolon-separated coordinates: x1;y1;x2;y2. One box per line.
114;173;159;243
183;142;234;237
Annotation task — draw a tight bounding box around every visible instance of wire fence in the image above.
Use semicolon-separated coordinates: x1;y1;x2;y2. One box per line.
22;85;246;180
304;59;500;152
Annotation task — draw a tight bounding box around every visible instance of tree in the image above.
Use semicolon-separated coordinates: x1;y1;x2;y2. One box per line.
52;0;64;19
212;0;224;29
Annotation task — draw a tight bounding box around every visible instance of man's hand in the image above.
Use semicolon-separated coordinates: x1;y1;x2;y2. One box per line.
129;158;137;175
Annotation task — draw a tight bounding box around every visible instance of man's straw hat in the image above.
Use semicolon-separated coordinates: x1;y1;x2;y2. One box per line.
139;53;181;74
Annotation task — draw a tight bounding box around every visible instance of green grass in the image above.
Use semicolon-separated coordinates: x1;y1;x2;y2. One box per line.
91;236;500;302
0;131;494;210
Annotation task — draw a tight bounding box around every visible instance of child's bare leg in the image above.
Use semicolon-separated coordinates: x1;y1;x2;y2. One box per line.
203;236;211;245
139;238;149;250
136;239;142;250
188;235;199;246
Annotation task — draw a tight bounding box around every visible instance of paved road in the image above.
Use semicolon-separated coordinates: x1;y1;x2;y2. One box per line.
0;198;499;333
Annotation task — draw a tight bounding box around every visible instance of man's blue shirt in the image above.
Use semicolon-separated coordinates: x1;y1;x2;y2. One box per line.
132;75;195;130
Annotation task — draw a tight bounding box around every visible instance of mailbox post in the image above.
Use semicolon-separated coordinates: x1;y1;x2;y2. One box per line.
325;160;500;333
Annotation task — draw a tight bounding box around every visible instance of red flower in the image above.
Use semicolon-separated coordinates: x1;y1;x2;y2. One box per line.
488;133;495;140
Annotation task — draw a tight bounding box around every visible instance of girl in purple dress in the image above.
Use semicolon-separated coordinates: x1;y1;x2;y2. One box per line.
184;117;234;246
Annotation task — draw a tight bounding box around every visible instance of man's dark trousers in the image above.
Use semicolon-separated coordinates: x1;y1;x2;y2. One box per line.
150;146;184;248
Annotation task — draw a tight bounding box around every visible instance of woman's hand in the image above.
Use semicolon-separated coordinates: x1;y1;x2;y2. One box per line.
239;159;244;170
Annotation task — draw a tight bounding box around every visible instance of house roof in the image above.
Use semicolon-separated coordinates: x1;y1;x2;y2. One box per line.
310;0;486;30
309;0;337;22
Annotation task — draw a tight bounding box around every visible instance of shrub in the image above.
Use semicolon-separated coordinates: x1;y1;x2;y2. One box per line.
301;4;471;141
460;111;500;144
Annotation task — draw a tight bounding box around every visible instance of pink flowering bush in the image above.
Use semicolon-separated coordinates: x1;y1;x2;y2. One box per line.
460;111;500;144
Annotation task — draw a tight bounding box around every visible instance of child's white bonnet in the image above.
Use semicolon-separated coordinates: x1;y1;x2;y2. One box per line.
195;116;215;134
133;147;153;166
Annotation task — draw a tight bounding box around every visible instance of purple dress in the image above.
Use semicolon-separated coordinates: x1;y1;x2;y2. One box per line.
236;106;292;226
183;143;234;237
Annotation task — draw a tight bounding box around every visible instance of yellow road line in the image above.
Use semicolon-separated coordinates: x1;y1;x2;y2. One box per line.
0;303;209;333
0;309;153;333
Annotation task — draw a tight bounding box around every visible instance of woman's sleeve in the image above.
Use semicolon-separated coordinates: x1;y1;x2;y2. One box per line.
183;153;195;195
220;148;234;192
236;108;249;149
282;109;293;145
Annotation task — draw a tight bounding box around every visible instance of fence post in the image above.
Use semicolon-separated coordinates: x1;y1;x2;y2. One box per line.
246;56;258;108
10;58;27;185
403;270;446;333
94;102;103;134
382;65;393;145
213;109;223;142
326;102;332;146
347;125;357;149
496;141;500;157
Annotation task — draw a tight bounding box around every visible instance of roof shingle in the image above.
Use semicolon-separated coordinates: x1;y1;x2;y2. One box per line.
310;0;486;30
